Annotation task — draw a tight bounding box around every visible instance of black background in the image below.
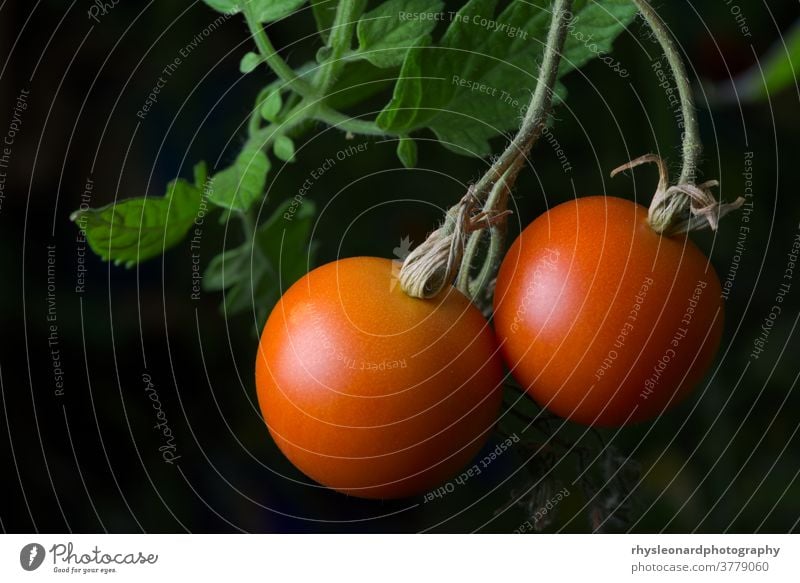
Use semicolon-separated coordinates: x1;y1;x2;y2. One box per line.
1;0;799;532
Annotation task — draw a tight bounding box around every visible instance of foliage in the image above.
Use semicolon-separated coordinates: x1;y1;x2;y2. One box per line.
71;0;636;319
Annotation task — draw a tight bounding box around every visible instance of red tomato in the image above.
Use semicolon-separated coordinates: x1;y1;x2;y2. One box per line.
493;196;723;426
256;257;504;499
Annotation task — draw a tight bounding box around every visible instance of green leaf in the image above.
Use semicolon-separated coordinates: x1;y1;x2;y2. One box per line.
396;137;417;168
256;198;317;291
239;51;261;74
207;147;270;212
316;46;332;64
377;0;637;156
203;199;317;322
193;160;208;188
274;135;296;162
326;59;398;111
70;165;204;267
252;0;307;22
201;0;240;15
260;90;283;121
202;246;249;292
355;0;445;68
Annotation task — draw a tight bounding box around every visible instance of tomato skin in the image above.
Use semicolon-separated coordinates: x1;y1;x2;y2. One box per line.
256;257;504;499
494;196;723;427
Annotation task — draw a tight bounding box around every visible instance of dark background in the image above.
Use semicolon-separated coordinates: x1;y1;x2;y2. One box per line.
1;0;798;533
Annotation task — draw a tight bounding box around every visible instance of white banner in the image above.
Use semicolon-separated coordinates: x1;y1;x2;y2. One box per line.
1;534;797;582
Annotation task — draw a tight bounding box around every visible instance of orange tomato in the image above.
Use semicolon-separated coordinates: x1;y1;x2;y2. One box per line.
256;257;504;498
493;196;723;426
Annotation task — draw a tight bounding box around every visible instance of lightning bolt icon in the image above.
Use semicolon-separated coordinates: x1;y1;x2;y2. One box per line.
29;546;38;566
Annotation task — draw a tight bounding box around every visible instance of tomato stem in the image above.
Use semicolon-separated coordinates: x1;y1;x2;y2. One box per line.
400;0;573;301
631;0;701;186
622;0;744;235
459;0;573;303
314;0;363;96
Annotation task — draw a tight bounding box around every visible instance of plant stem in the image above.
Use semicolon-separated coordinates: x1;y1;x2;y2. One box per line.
243;4;316;98
315;0;362;95
631;0;701;184
313;106;388;136
456;0;572;302
471;0;572;199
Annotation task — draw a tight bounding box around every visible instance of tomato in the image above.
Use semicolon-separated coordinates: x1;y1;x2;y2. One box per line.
493;196;723;427
256;257;504;499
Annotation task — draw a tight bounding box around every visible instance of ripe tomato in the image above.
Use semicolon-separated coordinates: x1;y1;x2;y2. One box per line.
493;196;723;427
256;257;504;499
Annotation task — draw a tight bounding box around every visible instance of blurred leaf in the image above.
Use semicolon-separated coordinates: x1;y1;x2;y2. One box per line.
355;0;445;68
745;21;800;101
70;164;204;267
208;147;270;212
310;0;336;42
201;0;240;15
377;0;637;156
240;51;262;73
396;136;418;168
274;135;296;162
203;246;249;293
326;59;398;111
256;198;317;300
203;199;317;321
252;0;307;22
260;89;283;121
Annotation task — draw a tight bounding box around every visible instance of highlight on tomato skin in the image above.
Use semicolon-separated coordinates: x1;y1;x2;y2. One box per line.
493;196;724;427
255;256;505;499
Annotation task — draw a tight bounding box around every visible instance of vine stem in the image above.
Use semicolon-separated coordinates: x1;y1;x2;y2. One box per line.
615;0;743;235
471;0;572;202
400;0;573;301
243;4;316;98
313;106;389;136
315;0;362;95
631;0;700;185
